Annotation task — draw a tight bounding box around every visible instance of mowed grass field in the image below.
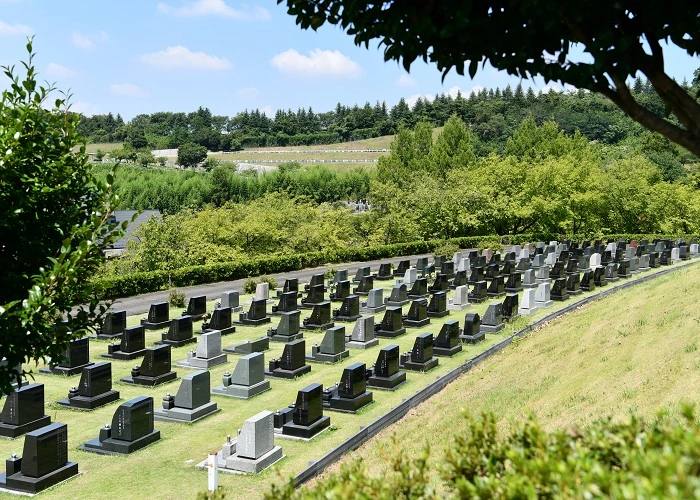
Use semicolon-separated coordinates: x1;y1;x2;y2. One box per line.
1;259;698;499
307;263;700;492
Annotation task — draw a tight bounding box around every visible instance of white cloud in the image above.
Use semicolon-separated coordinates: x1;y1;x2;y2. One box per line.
140;46;231;70
157;0;270;20
396;74;416;87
469;85;484;96
109;83;149;98
271;49;361;79
406;93;434;108
260;105;274;117
45;63;78;79
72;31;108;50
237;86;261;100
0;19;32;36
71;101;99;115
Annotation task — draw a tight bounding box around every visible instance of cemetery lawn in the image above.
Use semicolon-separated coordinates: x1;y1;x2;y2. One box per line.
3;259;697;499
311;262;700;491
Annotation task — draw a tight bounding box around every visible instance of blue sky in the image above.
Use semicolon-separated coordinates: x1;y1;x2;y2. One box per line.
0;0;697;121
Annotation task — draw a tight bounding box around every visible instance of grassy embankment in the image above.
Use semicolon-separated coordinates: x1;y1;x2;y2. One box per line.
1;258;698;499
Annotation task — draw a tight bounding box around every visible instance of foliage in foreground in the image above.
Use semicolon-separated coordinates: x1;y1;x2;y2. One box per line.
265;407;700;499
0;41;125;394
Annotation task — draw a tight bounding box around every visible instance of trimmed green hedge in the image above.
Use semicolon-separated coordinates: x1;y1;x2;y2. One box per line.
93;232;697;300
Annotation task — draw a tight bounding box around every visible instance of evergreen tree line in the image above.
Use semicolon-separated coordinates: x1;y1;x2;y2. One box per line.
78;75;700;154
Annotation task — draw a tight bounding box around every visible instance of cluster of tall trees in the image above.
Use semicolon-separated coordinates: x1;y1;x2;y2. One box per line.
78;76;699;154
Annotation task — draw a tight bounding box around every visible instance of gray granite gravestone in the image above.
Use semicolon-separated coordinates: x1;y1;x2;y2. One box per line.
221;290;242;312
154;370;219;423
347;316;379;349
176;330;228;369
225;336;270;355
306;326;350;363
518;288;539;316
535;282;553;308
267;310;303;342
447;285;470;311
360;288;386;314
212;352;271;399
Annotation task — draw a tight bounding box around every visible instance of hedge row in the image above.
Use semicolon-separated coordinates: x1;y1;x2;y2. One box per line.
92;232;696;300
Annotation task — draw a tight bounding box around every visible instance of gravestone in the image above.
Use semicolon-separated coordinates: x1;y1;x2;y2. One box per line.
329;280;350;302
0;384;51;438
690;243;699;258
659;249;672;266
415;257;429;275
0;422;78;494
300;284;326;308
617;259;631;278
205;411;283;474
590;253;602;268
504;272;523;292
156;316;197;348
400;333;439;372
280;383;331;439
94;310;126;340
265;339;311;379
57;362;120;410
459;312;486;344
254;283;270;303
407;277;428;298
352;266;371;283
531;254;544;268
346;316;379;349
221;290;242;311
332;270;348;285
279;278;299;296
374;307;406;338
535;265;551;283
400;267;417;286
40;337;93;376
481;302;505;333
649;252;660;268
427;291;449;318
522;269;537;288
272;291;298;314
457;257;471;273
433;320;462;357
566;273;582;295
141;301;170;330
212;352;270;399
429;273;449;293
302;301;334;330
638;254;650;271
238;299;270;326
376;263;394;280
441;261;455;279
580;270;596;292
451;269;468;288
403;298;430;328
103;325;147;361
266;310;302;343
502;293;519;321
385;284;410;307
394;260;411;276
360;288;386;313
352;275;374;296
593;266;608;287
447;285;470;311
535;283;553;308
366;345;407;390
332;294;361;322
629;256;639;274
551;278;569;301
154;370;219;423
518;288;539;316
182;295;207;320
199;307;236;335
177;330;228;369
326;363;373;413
486;276;506;297
671;247;681;264
306;326;350;363
305;273;325;290
550;261;564;279
120;345;177;387
605;263;619;282
468;280;488;303
79;397;160;455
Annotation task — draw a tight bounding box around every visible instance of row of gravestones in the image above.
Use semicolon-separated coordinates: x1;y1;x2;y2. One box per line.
2;238;694;493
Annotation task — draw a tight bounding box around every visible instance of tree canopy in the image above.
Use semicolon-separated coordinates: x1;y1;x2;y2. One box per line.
279;0;700;156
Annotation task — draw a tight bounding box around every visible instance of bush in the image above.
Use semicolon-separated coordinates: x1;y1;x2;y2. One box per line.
433;242;459;260
259;275;277;290
242;278;258;295
168;288;185;307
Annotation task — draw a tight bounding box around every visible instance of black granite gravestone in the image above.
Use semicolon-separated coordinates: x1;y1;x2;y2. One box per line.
302;301;334;330
400;333;438;372
504;273;523;292
468;280;488;303
332;295;361;322
329;280;350;302
57;362;120;410
94;310;126;339
266;310;303;342
403;298;430;328
200;307;236;335
407;277;428;298
502;293;519;320
328;363;373;413
40;338;93;376
121;345;177;387
157;316;196;348
394;260;410;276
300;284;326;308
428;274;448;293
0;384;51;438
281;383;330;439
433;321;462;357
141;301;170;329
376;263;393;280
366;345;406;390
238;299;271;326
374;307;406;338
460;312;484;344
265;339;311;379
182;295;207;320
352;275;374;296
103;325;147;361
427;291;448;318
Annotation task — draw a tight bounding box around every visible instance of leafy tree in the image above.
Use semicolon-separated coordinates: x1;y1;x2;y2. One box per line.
136;150;155;168
178;142;208;168
94;148;105;161
0;40;126;394
156;156;167;167
280;0;700;156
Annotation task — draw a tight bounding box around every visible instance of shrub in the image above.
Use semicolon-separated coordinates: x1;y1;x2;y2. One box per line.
168;288;185;307
433;242;459;260
242;278;258;294
259;275;277;290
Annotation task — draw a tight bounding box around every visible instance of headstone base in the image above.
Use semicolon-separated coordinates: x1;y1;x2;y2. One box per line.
79;430;161;455
197;447;284;474
346;338;379;350
403;318;430;328
672;259;682;264
333;313;361;323
237;317;272;326
522;283;538;289
400;357;438;372
447;301;470;311
153;402;219;423
374;275;394;281
102;348;147;361
181;313;207;322
374;328;406;338
197;326;236;336
517;306;539;316
140;319;170;330
384;299;410;307
265;365;311;380
176;353;228;369
367;371;406;391
211;380;271;399
351;290;370;296
224;337;269;354
0;462;78;494
504;286;523;292
427;310;449;318
459;332;485;344
0;416;51;439
327;392;373;413
280;415;330;440
267;333;304;343
551;293;569;301
481;323;505;333
359;304;386;314
486;292;505;298
299;302;324;310
306;350;349;364
120;372;178;387
300;321;335;331
92;332;123;340
57;390;120;411
535;300;553;308
433;344;463;357
535;279;550;284
567;289;583;296
155;337;197;349
467;295;487;304
40;362;94;377
580;284;596;292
